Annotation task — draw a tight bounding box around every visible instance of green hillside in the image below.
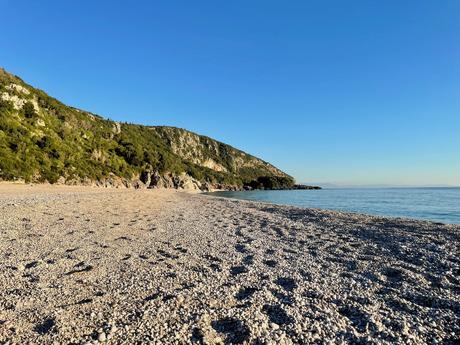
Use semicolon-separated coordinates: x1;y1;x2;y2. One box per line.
0;68;294;190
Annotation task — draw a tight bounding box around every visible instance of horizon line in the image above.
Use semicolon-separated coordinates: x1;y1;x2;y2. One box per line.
301;183;460;188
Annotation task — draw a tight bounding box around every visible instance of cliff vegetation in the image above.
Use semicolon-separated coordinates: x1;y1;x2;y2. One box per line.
0;68;294;190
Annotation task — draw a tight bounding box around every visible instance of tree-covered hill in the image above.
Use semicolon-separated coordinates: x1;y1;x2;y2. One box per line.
0;68;294;190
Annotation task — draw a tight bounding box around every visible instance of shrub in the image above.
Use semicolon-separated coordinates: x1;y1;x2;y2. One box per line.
22;102;37;118
0;99;14;113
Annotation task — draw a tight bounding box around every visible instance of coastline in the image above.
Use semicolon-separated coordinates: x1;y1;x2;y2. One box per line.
0;180;321;192
0;185;459;344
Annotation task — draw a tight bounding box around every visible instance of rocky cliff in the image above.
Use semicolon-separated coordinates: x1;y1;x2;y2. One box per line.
0;68;294;190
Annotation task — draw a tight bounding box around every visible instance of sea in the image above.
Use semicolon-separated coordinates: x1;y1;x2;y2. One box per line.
207;187;460;225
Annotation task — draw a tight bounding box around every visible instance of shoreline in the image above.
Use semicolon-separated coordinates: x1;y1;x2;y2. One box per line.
205;187;460;226
1;182;455;226
0;185;459;344
2;183;453;226
204;192;458;227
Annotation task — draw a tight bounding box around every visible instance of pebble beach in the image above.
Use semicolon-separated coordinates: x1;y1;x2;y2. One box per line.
0;185;459;344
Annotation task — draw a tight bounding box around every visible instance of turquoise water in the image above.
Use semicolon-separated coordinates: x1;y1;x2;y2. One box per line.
208;188;460;224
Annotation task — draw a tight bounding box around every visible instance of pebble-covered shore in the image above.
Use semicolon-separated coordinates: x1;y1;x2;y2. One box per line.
0;185;459;344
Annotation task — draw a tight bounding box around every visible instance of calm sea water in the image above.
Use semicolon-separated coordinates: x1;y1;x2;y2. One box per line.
208;188;460;224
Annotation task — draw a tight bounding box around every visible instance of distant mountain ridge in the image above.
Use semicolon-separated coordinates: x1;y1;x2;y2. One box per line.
0;68;294;190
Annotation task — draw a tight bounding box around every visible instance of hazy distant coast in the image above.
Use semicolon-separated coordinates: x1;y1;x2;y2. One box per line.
0;185;459;344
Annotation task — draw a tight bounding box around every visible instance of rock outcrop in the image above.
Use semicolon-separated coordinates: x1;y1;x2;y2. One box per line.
141;171;208;191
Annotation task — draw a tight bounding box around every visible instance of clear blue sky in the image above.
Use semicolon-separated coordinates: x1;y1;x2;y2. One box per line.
1;0;459;186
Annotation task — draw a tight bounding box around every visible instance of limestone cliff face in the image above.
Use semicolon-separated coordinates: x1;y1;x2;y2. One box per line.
151;126;289;178
152;127;230;172
0;68;294;190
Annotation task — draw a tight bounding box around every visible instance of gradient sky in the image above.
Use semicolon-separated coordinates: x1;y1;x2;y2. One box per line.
1;0;459;186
